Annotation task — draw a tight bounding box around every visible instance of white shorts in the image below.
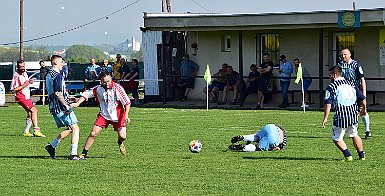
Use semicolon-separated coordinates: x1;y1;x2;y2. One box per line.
331;125;358;141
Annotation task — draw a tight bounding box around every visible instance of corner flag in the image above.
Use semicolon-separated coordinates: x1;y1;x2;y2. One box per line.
295;63;302;84
204;64;212;85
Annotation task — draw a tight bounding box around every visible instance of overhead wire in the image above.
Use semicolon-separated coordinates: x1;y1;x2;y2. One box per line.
0;0;142;46
190;0;214;13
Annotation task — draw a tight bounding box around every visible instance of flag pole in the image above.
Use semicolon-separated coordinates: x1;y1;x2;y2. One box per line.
206;81;209;111
301;76;305;113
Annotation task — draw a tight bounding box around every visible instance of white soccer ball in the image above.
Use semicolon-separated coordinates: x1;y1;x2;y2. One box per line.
189;140;203;153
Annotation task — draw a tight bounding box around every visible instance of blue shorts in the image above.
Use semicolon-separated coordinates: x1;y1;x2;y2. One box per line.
208;81;225;91
53;110;78;128
255;124;280;151
303;79;312;92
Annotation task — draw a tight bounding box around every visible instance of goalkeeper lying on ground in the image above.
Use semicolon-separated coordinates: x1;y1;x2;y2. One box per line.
229;124;287;151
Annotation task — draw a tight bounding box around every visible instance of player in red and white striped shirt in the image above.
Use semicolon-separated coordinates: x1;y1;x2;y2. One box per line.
11;59;45;137
71;72;131;159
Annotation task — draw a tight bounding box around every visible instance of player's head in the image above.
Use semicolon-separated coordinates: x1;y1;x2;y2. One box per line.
101;72;113;89
51;55;65;71
16;59;25;73
329;65;342;81
340;48;351;62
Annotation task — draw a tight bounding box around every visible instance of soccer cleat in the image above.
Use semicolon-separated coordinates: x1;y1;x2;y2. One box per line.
119;144;126;155
228;144;245;151
23;132;34;137
365;131;371;139
231;135;244;144
344;156;353;162
78;154;86;160
69;155;81;160
45;144;56;159
33;131;46;138
359;157;366;161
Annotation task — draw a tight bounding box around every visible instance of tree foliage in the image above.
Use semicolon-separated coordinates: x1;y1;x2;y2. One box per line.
130;48;143;61
0;46;50;62
66;45;107;63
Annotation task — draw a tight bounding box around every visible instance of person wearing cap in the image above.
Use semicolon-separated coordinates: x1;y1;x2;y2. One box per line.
277;55;293;108
179;54;199;101
228;124;287;151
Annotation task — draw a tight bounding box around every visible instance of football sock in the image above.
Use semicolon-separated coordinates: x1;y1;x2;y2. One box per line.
82;149;88;156
342;149;352;157
24;118;32;133
358;151;365;159
51;138;60;148
243;144;257;152
33;127;40;131
71;144;78;156
362;114;370;132
242;134;256;142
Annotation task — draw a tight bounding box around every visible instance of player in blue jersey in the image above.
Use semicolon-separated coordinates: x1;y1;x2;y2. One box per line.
322;66;366;161
338;48;371;139
44;55;81;160
228;124;287;151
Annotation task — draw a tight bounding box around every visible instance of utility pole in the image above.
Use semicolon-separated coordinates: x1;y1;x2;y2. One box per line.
162;0;171;13
19;0;24;60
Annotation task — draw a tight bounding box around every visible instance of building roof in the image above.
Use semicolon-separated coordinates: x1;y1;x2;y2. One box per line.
143;8;385;31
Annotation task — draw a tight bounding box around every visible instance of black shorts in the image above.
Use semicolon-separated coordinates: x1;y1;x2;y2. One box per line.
181;77;195;89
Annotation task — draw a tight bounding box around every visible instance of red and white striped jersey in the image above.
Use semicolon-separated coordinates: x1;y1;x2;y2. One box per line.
81;82;130;121
11;71;30;101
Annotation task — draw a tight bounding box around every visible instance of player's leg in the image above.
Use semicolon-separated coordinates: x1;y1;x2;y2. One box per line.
347;125;365;160
29;106;45;137
69;123;80;159
23;111;33;136
116;127;127;155
332;126;352;161
362;112;371;138
80;125;103;159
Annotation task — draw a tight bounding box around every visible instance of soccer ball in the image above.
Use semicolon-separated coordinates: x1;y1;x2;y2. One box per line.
189;140;203;153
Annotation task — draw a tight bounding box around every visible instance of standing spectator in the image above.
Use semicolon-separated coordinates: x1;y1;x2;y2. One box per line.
124;58;140;105
322;66;366;161
99;59;113;76
277;55;293;108
119;58;131;92
218;66;245;105
11;59;46;137
180;54;199;101
338;48;371;139
70;72;131;160
242;64;260;103
257;53;274;109
84;58;101;89
293;58;312;107
112;54;122;80
45;55;81;160
37;60;50;104
203;63;228;103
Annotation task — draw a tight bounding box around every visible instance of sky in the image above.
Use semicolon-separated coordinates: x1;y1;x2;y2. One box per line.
0;0;384;46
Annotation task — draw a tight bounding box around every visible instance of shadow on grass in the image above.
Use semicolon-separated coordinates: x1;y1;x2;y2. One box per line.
289;135;327;139
0;155;106;160
242;156;331;161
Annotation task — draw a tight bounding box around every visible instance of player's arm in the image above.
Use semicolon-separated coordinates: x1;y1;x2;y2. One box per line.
124;104;131;124
322;104;331;128
11;79;32;92
55;91;71;112
360;77;367;97
71;88;94;108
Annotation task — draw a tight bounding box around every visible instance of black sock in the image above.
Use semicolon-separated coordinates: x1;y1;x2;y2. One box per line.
82;148;88;156
358;151;365;158
342;149;351;157
118;140;123;145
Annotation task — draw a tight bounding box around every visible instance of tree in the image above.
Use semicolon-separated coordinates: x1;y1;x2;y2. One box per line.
130;48;143;61
66;45;107;63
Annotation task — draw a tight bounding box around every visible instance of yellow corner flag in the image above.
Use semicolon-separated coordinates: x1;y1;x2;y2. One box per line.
204;64;212;85
295;63;302;84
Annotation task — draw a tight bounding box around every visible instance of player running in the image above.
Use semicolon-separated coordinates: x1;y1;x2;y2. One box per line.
229;124;287;151
71;72;131;160
11;59;46;137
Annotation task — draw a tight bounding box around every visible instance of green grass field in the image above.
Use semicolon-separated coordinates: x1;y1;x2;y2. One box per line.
0;104;384;195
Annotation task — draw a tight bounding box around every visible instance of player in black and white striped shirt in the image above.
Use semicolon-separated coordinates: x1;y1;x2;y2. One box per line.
322;66;366;161
338;48;371;139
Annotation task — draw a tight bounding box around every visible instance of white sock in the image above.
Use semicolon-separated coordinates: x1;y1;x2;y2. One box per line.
24;118;32;133
243;144;257;152
362;113;370;132
243;134;257;142
70;144;78;156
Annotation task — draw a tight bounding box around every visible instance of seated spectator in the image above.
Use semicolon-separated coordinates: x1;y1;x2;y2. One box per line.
218;66;245;105
84;58;101;89
242;64;260;103
203;63;229;103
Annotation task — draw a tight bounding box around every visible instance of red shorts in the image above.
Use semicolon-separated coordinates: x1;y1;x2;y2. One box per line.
17;99;34;111
94;113;126;130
